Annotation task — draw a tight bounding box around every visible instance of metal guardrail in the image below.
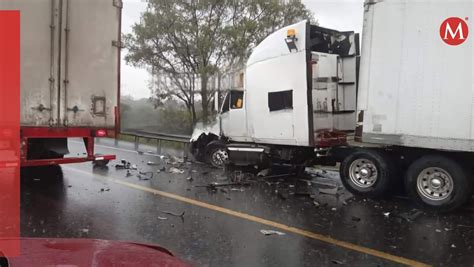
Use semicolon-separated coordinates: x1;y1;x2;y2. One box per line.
119;129;192;158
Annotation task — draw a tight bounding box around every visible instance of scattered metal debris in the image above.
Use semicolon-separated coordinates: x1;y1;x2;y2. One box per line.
137;171;153;180
331;259;345;265
169;167;185;174
161;210;185;220
260;229;286;236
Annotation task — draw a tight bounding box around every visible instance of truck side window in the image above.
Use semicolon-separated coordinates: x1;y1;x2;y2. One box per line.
268;90;293;111
221;92;230;113
230;91;244;109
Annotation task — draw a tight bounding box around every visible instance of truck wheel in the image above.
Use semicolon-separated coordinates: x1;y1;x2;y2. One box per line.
340;149;393;198
207;145;228;168
405;155;471;212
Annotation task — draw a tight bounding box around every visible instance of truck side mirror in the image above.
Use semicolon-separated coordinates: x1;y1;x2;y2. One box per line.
214;91;219;112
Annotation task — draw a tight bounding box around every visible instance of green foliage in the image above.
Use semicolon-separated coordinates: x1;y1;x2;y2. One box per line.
124;0;314;123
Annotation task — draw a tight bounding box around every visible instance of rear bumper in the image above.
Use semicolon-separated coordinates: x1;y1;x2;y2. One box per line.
20;127;116;167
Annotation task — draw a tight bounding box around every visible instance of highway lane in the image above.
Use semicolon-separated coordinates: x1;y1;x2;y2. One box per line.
20;138;474;266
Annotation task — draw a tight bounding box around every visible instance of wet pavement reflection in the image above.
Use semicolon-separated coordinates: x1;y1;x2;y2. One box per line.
20;139;474;266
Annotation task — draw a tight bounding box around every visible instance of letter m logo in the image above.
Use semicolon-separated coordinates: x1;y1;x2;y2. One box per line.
440;17;469;46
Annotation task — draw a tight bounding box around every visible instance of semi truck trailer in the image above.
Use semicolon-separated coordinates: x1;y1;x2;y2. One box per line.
1;0;121;167
191;0;473;211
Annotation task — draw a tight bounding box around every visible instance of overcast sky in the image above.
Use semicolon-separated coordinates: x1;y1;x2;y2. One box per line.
121;0;364;99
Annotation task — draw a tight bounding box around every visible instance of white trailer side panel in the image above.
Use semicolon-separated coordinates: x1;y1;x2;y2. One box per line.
0;0;58;126
358;0;474;151
0;0;120;128
62;0;120;128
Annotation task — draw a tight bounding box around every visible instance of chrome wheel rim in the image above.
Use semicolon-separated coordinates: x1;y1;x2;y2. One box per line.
416;167;453;201
349;158;378;188
211;148;228;167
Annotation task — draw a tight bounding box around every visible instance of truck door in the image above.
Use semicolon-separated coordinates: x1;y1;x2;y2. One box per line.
60;0;120;128
221;90;248;140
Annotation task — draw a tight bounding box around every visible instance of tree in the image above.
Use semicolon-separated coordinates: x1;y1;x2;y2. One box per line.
124;0;313;124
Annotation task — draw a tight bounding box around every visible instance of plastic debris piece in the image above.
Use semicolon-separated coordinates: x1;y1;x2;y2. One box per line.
313;201;320;207
260;229;286;236
257;168;271;177
186;176;193;181
137;171;153;180
435;229;442;233
147;161;157;165
158;216;168;220
131;164;138;170
451;244;456;248
169;167;185;174
383;212;390;217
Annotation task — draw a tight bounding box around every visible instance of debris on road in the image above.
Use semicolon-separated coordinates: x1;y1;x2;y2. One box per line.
394;209;423;222
157;216;168;220
147;161;157;165
186;176;193;181
126;170;133;177
169;167;185;174
331;259;345;265
99;188;110;192
131;164;138;170
257;168;271;177
230;188;245;192
351;216;361;222
318;187;338;195
383;212;391;217
81;228;89;234
161;210;185;222
313;201;320;207
137;171;153;180
260;229;286;236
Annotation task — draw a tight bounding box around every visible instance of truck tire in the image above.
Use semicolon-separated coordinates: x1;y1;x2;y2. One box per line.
340;149;393;198
405;155;471;212
207;145;228;169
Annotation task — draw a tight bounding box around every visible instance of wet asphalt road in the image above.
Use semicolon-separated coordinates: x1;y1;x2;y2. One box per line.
20;138;474;266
